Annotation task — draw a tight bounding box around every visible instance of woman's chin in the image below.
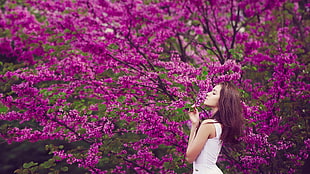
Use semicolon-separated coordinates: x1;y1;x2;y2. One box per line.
204;103;216;108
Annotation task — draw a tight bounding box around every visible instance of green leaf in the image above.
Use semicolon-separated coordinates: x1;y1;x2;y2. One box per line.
23;161;38;169
178;84;185;90
192;20;200;26
64;28;71;33
108;43;119;50
90;118;97;122
0;106;8;113
61;166;69;172
207;49;214;55
117;96;126;102
202;71;208;75
29;166;38;173
54;156;62;161
41;159;55;169
98;104;106;110
131;97;137;102
164;16;172;20
184;103;192;108
289;63;297;69
176;108;183;114
197;75;206;80
159;73;167;79
197;35;204;43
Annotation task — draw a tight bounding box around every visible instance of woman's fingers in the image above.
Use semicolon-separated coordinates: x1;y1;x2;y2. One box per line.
185;104;199;114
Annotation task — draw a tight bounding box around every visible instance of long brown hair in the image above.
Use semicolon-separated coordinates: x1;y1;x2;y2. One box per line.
212;81;244;144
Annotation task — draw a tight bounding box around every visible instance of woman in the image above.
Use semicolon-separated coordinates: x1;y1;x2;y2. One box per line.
185;81;244;174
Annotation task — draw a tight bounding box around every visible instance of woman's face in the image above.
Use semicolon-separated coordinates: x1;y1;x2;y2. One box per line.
203;85;222;107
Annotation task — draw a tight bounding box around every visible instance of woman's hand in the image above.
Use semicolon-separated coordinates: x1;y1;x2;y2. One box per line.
188;105;200;127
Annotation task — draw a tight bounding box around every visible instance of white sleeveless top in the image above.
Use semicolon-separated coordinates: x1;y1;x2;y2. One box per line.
193;120;223;174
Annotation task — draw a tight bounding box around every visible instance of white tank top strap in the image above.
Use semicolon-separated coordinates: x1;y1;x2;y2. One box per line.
213;121;222;139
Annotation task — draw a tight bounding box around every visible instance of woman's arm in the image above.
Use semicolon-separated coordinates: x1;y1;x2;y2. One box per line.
187;121;200;148
186;107;200;157
186;120;214;163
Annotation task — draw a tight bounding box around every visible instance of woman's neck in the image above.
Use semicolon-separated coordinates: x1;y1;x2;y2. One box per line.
211;107;219;116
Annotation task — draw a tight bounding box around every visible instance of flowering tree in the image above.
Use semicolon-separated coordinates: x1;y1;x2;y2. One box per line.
0;0;309;173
